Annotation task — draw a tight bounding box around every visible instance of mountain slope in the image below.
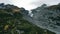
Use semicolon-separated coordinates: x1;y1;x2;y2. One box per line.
0;3;55;34
31;4;60;34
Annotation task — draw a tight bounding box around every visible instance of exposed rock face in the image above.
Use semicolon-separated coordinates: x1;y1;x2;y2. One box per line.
0;3;56;34
20;7;29;15
0;3;29;15
31;4;60;34
0;3;54;34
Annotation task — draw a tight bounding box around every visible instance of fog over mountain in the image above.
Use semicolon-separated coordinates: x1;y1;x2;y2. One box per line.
0;0;11;4
0;0;60;10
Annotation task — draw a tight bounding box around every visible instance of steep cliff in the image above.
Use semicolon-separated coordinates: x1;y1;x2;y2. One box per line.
31;4;60;34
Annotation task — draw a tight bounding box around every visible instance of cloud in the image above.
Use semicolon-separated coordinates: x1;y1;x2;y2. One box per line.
31;0;60;6
11;0;37;10
0;0;11;4
0;0;60;10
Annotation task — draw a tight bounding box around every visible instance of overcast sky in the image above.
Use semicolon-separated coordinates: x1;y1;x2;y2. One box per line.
0;0;60;10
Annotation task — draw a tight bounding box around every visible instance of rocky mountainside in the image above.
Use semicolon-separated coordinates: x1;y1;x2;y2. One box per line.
31;3;60;34
0;3;55;34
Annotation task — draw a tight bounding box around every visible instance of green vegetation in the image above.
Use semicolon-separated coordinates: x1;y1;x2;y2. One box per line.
0;4;55;34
